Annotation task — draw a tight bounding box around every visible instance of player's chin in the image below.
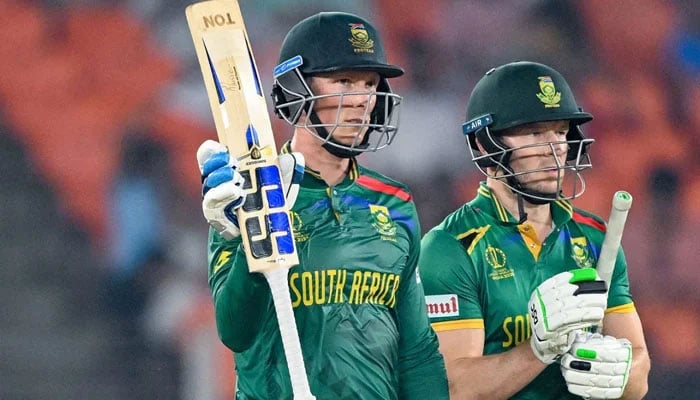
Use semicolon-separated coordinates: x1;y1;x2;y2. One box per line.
522;177;562;194
332;130;367;146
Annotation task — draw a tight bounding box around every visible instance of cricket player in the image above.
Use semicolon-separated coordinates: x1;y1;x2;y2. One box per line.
196;12;447;399
419;61;650;399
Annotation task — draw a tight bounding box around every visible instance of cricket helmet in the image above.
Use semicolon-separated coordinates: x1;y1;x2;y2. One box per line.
462;61;595;202
271;12;403;158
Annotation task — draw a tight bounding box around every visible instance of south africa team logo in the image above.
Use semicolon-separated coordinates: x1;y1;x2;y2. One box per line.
369;204;396;239
348;23;375;53
536;76;561;108
571;237;594;268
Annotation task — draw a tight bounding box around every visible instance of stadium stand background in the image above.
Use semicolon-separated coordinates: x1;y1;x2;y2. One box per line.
1;0;698;398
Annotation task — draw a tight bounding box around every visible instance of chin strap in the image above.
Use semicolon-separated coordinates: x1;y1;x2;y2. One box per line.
516;193;528;224
505;176;557;224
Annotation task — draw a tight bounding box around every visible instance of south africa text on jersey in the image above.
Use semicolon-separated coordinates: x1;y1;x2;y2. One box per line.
289;269;401;308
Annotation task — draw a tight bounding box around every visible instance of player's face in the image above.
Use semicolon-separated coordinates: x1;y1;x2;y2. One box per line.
309;71;380;147
500;120;570;194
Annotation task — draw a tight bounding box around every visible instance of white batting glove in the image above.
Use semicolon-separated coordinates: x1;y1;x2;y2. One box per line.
529;268;608;364
561;331;632;399
197;140;246;240
196;140;304;240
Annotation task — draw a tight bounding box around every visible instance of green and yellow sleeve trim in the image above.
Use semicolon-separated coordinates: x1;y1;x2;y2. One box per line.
605;302;636;314
431;319;485;332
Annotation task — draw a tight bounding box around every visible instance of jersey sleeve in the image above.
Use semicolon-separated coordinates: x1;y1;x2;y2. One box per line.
208;228;272;351
395;207;449;399
606;245;634;312
419;228;485;331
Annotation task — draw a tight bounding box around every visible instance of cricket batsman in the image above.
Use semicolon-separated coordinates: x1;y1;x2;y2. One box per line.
419;61;650;399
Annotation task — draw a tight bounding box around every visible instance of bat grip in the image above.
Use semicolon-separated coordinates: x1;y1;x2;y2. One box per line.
597;191;633;287
263;268;316;400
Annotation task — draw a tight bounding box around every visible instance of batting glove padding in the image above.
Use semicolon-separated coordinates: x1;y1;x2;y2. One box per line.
561;332;632;399
529;268;608;364
196;140;305;240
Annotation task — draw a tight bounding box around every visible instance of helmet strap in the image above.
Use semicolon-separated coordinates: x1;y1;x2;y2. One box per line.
516;192;528;224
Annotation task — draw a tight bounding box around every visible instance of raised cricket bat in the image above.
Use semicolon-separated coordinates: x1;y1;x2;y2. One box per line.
597;191;633;287
186;1;315;398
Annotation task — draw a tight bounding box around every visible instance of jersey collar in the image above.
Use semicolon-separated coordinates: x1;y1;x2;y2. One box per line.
474;182;574;226
280;141;359;189
551;198;574;225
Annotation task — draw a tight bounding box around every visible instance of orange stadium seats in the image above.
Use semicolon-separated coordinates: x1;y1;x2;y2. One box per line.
151;110;211;202
0;2;179;241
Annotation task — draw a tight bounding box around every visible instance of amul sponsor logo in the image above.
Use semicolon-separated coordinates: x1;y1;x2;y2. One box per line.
426;294;459;318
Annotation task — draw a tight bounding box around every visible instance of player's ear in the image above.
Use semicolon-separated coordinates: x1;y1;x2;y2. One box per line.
305;76;320;94
475;138;487;154
475;139;497;173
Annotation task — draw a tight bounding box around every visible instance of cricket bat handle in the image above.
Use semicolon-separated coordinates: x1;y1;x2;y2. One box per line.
263;268;316;400
597;191;633;287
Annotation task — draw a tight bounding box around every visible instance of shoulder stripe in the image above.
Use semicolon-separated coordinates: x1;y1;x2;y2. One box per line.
431;319;484;332
456;226;490;255
573;212;606;232
356;175;411;201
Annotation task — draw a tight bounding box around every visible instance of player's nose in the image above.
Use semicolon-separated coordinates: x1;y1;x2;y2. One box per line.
540;132;567;156
346;92;378;114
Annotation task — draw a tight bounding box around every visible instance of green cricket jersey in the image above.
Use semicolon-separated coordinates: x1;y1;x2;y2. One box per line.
208;151;447;399
419;183;635;400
